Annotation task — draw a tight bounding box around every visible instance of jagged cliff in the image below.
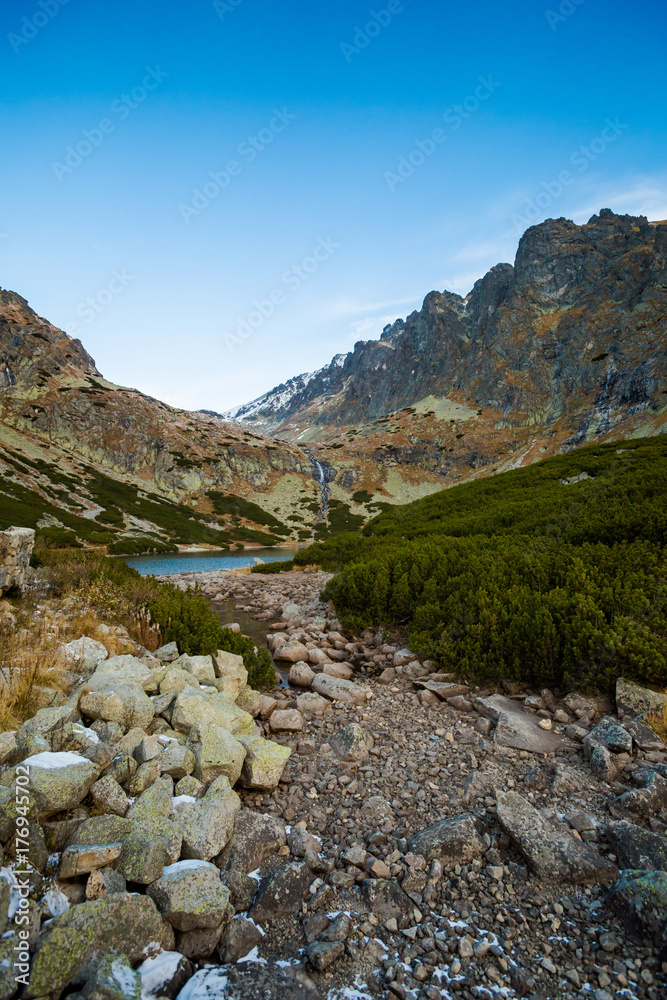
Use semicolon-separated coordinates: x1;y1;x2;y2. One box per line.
227;211;667;460
3;209;665;549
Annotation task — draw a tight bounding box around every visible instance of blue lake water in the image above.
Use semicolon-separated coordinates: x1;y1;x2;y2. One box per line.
123;547;298;577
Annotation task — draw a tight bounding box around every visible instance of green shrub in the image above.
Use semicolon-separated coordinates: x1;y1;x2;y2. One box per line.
107;537;177;556
251;559;294;574
307;435;667;694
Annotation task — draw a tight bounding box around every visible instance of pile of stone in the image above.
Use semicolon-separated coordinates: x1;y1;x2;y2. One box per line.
0;634;301;999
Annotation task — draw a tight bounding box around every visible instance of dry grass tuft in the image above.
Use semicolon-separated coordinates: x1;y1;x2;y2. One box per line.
647;703;667;743
0;627;69;733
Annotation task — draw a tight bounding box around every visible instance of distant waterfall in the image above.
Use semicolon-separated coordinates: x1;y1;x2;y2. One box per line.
309;455;334;522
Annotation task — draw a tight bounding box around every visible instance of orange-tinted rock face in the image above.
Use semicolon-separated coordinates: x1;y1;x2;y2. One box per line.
0;209;665;546
229;211;667;468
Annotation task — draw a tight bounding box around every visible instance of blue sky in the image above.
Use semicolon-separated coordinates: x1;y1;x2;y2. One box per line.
1;0;665;411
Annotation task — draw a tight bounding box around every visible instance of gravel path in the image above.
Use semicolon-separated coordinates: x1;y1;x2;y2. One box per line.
161;568;667;1000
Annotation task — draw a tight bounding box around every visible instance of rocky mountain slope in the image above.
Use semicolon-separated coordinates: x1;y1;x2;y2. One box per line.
226;210;667;501
0;289;330;549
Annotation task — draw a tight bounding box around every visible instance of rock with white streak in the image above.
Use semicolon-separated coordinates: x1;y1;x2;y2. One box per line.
147;860;233;932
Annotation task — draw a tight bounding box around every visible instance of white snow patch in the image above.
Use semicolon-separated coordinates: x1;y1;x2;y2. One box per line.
72;723;100;744
243;915;265;937
139;951;185;998
0;870;20;919
175;967;229;1000
42;888;69;918
21;751;91;770
246;868;262;882
328;978;374;1000
111;958;138;993
161;860;215;877
237;945;266;965
172;795;197;809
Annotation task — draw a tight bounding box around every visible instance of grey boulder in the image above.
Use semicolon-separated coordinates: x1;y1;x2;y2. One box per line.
147;860;233;932
495;789;619;884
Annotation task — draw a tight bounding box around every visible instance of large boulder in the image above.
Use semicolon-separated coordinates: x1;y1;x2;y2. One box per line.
26;894;174;997
86;655;154;691
407;814;485;864
616;677;667;718
147;860;233;932
170;692;253;736
155;642;180;662
476;695;569;754
312;674;368;705
273;640;310;663
216;809;287;874
613;771;667;816
218;915;263;963
606;821;667;870
329;723;374;762
83;953;141;1000
296;692;331;716
496;790;619;884
186;724;246;786
80;682;155;731
17;701;80;749
184;655;216;684
175;776;241;861
6;752;98;817
249;861;313;921
238;736;291;790
159;742;196;780
289;663;315;688
115;819;182;885
69;809;181;885
160;668;200;695
585;717;633;755
607;870;667;953
212;650;248;697
268;709;304;733
60;636;108;675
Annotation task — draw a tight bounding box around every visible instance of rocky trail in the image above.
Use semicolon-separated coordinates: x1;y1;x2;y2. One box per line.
0;568;665;1000
155;567;667;1000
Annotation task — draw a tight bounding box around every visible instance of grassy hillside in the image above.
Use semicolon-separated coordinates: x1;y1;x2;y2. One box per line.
296;436;667;693
0;445;292;553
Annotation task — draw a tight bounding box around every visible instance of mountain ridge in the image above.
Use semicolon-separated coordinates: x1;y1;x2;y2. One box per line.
224;210;667;456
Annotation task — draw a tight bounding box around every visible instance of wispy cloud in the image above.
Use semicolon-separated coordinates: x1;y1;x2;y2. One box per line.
320;295;423;322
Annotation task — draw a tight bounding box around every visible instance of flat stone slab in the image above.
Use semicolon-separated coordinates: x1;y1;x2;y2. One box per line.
495;789;619;884
414;681;470;700
476;695;571;754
